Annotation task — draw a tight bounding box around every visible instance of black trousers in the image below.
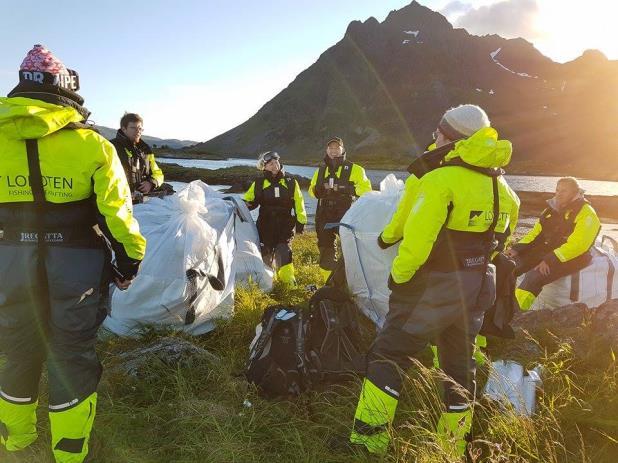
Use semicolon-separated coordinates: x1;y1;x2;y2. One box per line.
367;268;495;407
315;206;348;271
516;245;592;297
0;243;107;407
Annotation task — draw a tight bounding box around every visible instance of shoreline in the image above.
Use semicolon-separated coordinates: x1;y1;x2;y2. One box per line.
156;152;618;182
163;163;618;221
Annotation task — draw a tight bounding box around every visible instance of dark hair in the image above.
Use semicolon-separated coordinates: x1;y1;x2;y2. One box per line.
120;112;143;129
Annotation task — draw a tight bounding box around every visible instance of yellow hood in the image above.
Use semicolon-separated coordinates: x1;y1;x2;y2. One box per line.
444;127;512;168
0;97;83;140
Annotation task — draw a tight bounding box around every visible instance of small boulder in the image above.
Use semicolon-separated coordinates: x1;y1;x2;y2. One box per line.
115;336;219;378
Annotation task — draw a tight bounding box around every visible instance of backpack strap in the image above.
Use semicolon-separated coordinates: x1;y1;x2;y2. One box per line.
25;139;52;313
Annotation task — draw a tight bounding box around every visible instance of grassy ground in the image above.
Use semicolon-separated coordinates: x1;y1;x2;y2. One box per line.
1;232;617;462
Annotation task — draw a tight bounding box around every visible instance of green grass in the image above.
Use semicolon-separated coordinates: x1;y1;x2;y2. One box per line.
2;232;617;462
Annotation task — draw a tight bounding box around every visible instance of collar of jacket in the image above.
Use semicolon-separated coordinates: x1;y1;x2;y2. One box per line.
7;81;90;120
547;193;587;213
263;169;285;183
407;141;456;177
114;128;152;154
323;152;347;172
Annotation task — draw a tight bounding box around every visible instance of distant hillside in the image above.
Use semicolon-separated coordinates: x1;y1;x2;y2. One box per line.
193;1;618;179
96;126;197;149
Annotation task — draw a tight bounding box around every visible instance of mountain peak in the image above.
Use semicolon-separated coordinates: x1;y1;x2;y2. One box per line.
383;0;453;33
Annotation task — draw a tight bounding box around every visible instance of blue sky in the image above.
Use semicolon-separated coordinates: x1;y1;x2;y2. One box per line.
1;0;615;141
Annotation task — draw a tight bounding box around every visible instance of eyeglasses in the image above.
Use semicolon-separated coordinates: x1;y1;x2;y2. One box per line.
128;125;144;132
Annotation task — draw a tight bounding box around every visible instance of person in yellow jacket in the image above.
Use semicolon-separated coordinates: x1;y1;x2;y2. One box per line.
309;137;372;280
110;112;165;203
378;141;489;366
244;151;307;286
350;105;520;458
506;177;600;311
0;45;146;463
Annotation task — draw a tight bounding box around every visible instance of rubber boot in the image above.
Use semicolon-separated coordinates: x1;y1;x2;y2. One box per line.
0;394;38;451
473;335;488;366
277;262;297;287
515;288;536;311
350;379;398;455
49;393;97;463
436;407;473;459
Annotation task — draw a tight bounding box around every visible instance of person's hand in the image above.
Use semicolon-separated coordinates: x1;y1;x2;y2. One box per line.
504;248;518;259
137;181;154;194
323;182;333;190
114;278;133;291
535;260;551;276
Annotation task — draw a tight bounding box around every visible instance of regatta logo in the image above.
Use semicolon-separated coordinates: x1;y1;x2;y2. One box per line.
20;232;64;243
464;256;486;268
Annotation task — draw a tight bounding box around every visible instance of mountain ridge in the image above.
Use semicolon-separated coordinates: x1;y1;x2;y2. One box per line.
191;1;618;179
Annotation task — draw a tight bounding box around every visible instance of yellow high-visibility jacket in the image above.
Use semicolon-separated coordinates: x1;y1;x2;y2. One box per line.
0;96;146;262
514;198;600;264
244;175;307;224
391;128;520;284
380;143;436;247
309;161;372;199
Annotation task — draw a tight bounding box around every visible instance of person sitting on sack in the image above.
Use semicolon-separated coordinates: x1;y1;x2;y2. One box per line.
244;151;307;287
506;176;601;311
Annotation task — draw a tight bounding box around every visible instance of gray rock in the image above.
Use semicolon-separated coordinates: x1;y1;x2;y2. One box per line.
511;303;589;333
115;336;219;377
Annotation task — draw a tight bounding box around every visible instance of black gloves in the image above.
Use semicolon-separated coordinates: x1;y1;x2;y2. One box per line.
295;222;305;234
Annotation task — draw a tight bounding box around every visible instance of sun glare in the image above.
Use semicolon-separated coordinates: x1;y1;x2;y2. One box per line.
534;0;618;61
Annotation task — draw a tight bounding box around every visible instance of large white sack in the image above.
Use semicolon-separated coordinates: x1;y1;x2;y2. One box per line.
529;237;618;310
484;360;542;416
339;174;404;327
104;181;272;336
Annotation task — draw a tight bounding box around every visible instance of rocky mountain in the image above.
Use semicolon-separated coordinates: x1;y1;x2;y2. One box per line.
193;1;618;179
95;126;197;149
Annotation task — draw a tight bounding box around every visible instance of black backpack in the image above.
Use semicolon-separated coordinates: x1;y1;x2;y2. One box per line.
246;306;308;398
305;287;366;382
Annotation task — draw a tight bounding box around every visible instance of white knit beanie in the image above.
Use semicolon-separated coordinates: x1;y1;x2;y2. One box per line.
439;104;490;140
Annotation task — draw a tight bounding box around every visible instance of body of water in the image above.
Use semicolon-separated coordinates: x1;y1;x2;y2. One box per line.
160;157;618;196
